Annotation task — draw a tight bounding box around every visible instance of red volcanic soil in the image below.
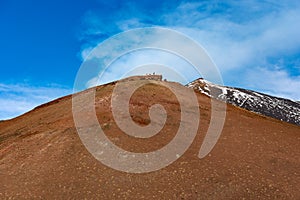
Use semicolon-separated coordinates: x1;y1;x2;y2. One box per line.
0;80;299;199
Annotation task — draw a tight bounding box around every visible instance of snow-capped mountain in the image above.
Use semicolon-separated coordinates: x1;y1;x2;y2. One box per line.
187;78;300;126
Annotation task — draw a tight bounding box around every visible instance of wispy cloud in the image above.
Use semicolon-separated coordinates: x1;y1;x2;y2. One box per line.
166;1;300;100
244;67;300;100
0;83;71;120
78;0;300;100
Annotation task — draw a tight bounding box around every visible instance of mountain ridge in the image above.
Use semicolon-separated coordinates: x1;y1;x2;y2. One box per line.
187;78;300;126
1;76;299;126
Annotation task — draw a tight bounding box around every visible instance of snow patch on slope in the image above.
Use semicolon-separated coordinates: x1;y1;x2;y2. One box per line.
187;78;300;126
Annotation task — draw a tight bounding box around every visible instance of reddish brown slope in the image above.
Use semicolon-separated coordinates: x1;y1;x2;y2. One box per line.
0;80;299;199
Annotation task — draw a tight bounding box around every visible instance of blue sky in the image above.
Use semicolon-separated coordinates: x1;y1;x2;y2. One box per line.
0;0;300;119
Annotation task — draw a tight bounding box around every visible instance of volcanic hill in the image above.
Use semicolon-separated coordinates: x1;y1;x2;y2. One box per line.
0;77;299;199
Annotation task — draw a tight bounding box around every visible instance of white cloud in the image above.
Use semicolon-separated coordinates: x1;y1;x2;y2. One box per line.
166;1;300;99
168;2;300;70
76;28;223;92
243;67;300;100
0;83;71;120
80;46;94;61
79;0;300;100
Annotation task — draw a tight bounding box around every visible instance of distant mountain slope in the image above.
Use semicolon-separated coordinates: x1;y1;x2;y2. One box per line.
187;78;300;126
